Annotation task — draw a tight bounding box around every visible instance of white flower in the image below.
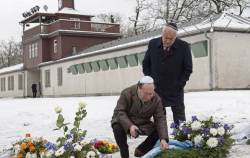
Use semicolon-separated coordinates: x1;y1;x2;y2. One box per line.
54;106;62;113
55;146;65;156
191;121;202;130
73;143;82;151
86;151;96;158
31;153;37;158
188;134;191;139
25;152;32;158
210;128;218;136
79;101;87;109
194;135;203;147
45;150;54;157
80;140;88;146
206;137;218;148
217;127;225;136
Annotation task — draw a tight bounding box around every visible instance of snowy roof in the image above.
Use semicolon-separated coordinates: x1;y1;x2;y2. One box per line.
39;12;250;67
0;64;24;75
56;7;94;17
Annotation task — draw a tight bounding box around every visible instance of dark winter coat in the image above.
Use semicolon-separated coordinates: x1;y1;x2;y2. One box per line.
111;85;169;140
143;37;192;106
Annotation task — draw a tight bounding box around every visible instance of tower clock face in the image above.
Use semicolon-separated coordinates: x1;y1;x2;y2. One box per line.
59;0;62;9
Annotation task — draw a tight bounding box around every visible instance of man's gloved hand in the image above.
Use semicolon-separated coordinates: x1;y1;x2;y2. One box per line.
130;125;139;138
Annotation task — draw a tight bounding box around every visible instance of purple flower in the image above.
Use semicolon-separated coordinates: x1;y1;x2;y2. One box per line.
170;122;178;129
224;124;230;130
192;116;198;122
213;123;220;128
202;128;210;135
182;127;190;135
218;136;224;144
45;142;57;150
64;143;71;150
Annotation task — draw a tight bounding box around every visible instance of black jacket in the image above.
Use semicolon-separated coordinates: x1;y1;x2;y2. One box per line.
143;37;192;106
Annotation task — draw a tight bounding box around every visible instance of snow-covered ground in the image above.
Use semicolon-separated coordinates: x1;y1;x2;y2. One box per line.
0;90;250;157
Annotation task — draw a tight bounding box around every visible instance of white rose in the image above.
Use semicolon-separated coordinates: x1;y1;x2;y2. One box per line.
55;146;65;156
80;140;89;146
79;101;87;109
45;150;54;157
25;152;32;158
217;127;225;136
31;153;37;158
194;135;203;147
73;143;82;151
54;106;62;113
210;128;218;136
86;151;96;158
206;137;218;148
191;121;202;131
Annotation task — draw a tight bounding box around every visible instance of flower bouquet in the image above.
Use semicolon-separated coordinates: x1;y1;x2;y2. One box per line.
157;116;234;158
52;102;99;158
92;139;119;154
11;133;54;158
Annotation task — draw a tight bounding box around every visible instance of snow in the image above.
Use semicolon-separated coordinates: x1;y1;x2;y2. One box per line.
0;90;250;157
56;7;93;17
0;64;23;75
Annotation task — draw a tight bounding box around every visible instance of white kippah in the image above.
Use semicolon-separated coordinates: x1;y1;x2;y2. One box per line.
139;76;154;84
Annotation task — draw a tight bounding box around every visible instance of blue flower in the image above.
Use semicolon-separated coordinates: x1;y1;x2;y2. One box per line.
182;127;190;135
192;116;198;122
170;122;178;129
45;142;57;150
224;124;230;130
218;136;224;144
202;128;210;135
64;143;71;150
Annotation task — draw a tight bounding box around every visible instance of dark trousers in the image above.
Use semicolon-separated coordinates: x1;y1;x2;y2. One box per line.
112;123;159;158
32;91;37;98
171;102;186;125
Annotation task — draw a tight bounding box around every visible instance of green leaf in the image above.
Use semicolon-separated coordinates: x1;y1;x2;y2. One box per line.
56;114;64;128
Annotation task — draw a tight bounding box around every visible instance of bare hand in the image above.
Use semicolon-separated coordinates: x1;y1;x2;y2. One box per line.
130;125;139;138
160;139;169;151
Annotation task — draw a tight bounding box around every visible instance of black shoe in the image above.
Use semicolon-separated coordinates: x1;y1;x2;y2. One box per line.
134;148;144;157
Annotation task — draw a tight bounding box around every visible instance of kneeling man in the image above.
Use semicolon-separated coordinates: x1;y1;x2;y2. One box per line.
111;76;169;158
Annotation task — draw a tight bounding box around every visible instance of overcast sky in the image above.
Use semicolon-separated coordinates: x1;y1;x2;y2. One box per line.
0;0;136;41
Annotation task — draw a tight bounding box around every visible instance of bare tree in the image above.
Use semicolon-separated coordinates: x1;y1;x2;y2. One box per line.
0;38;22;68
92;13;123;23
232;0;250;15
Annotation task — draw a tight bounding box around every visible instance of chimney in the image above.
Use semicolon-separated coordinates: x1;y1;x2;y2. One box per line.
58;0;75;10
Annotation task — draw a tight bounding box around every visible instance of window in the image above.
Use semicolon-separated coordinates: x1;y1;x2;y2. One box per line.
137;52;145;65
8;76;14;91
70;18;80;29
116;56;128;68
90;61;100;72
72;46;77;55
0;78;5;92
70;65;78;75
32;43;35;58
29;45;32;59
107;58;118;70
34;43;38;57
18;74;23;90
76;64;85;74
83;63;92;73
126;54;138;67
191;40;208;58
45;70;51;88
98;60;109;71
57;67;63;86
54;40;58;53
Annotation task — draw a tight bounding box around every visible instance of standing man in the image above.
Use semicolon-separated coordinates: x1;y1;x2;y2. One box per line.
111;76;169;158
143;23;193;125
31;83;37;98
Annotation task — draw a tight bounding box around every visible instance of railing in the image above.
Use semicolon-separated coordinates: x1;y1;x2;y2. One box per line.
23;20;120;37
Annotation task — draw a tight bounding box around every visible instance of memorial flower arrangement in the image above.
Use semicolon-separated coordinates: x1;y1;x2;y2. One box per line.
52;102;98;158
157;116;234;158
11;133;55;158
93;139;119;154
